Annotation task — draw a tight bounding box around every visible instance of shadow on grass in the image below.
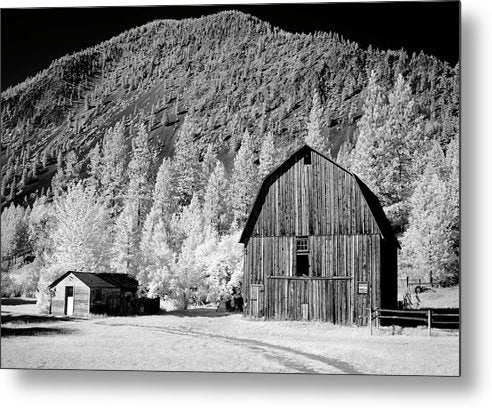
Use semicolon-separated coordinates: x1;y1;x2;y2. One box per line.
1;314;85;325
1;298;37;306
162;307;237;318
1;326;76;337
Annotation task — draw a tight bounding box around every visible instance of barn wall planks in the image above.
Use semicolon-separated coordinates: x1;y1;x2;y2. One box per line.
242;147;398;325
248;150;381;239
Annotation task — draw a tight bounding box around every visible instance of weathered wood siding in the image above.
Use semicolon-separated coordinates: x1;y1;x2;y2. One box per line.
89;288;121;315
50;275;90;316
244;235;381;324
246;150;381;239
242;148;396;325
263;277;352;323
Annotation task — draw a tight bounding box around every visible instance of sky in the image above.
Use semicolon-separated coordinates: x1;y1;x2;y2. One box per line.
1;1;460;90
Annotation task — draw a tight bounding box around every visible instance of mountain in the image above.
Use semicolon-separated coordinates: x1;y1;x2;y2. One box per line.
0;10;459;207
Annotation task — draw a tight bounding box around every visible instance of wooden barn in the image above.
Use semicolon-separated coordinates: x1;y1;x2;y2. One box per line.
49;271;139;316
240;144;399;325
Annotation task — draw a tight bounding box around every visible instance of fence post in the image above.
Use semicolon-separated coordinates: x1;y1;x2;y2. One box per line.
428;309;432;336
369;308;373;336
406;276;409;287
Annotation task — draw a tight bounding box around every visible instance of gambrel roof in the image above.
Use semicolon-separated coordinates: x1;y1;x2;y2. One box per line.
239;144;400;248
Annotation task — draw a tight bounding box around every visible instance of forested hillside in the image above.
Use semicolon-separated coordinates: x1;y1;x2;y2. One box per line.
0;11;459;308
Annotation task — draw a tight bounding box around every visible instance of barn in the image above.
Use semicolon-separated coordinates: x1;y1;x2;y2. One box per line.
49;271;139;316
240;144;399;325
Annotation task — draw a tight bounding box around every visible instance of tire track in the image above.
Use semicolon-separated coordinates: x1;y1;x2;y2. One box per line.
94;321;360;374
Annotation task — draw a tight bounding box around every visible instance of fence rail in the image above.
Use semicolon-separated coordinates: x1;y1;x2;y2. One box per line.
371;308;460;336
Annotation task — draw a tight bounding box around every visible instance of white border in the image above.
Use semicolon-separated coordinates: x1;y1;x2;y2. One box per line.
1;0;491;407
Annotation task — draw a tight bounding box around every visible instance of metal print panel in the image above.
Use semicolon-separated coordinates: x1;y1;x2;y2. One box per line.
0;1;460;376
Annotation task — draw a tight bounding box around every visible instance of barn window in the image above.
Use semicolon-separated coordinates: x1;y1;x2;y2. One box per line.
304;151;311;165
296;237;309;276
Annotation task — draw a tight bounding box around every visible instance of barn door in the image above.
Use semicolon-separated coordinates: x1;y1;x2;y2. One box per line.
65;286;74;316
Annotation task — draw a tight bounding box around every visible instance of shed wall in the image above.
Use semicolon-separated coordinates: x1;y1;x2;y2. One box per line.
51;276;90;316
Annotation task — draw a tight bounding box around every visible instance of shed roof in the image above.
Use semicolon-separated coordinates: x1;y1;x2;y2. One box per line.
239;144;400;248
49;271;139;290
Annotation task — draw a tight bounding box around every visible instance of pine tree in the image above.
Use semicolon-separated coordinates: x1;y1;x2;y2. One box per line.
203;160;230;234
258;131;276;180
8;182;15;201
174;116;200;207
125;122;155;223
111;124;154;275
351;71;386;193
161;110;169;126
41;149;49;168
230;129;258;227
57;149;63;170
31;153;38;178
351;72;424;229
200;143;217;194
140;158;178;250
20;167;28;187
400;161;458;283
380;74;424;205
111;198;140;275
99;122;129;213
63;150;81;186
305;89;329;155
87;142;103;190
139;218;176;298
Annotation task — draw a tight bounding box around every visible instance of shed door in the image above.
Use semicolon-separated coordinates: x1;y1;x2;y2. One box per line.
65;286;74;316
249;284;264;318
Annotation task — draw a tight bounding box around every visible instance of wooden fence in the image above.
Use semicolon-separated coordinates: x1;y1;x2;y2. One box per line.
402;272;437;289
370;308;460;336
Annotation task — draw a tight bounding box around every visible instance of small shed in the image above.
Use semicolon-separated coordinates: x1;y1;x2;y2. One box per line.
239;145;399;325
49;271;139;316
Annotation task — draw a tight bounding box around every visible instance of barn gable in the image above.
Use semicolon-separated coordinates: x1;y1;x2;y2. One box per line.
239;144;399;248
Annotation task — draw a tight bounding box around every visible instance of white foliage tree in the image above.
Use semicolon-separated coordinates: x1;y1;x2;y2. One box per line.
205;229;243;303
139;158;179;293
51;182;112;272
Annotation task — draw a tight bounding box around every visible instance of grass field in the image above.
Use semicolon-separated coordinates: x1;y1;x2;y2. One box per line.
1;300;459;375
